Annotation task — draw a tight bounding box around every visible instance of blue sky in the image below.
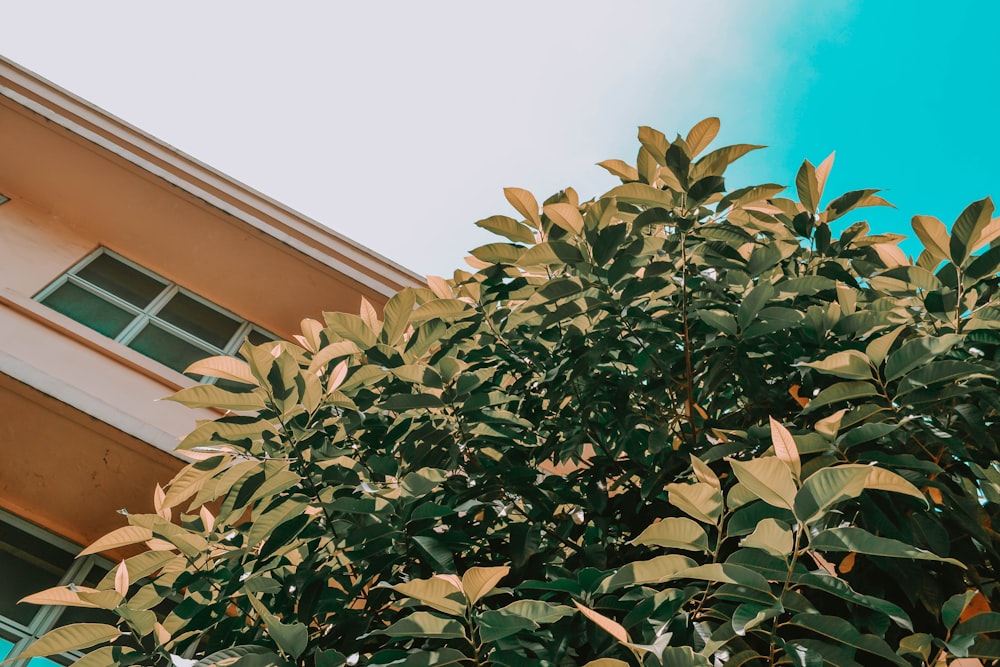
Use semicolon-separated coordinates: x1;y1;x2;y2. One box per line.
2;2;997;274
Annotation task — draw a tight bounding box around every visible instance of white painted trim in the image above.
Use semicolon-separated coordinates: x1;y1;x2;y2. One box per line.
0;57;424;297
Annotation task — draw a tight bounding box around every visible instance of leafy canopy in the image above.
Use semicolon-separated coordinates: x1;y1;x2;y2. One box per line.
19;118;1000;667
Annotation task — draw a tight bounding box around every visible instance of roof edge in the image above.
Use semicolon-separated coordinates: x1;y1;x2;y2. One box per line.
0;56;425;297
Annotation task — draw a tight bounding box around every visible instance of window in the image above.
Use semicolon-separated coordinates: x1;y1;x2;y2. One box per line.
0;512;112;667
35;249;273;379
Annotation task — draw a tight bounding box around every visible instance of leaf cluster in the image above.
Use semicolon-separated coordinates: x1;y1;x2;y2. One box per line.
18;119;1000;666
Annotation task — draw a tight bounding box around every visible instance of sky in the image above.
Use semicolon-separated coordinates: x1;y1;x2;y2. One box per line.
2;2;998;276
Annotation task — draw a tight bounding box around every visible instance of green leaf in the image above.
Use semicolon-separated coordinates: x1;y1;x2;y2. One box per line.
787;614;909;666
810;527;965;567
475;215;536;244
801;381;880;414
496;600;575;624
950;197;994;265
604;554;698;591
728;457;798;510
605;182;676;210
799;350;873;380
836;421;899;449
793;465;870;524
912;215;951;260
673;563;773;595
955;612;1000;636
381;289;416;345
410;299;472;325
631;517;710;552
865;326;905;365
732;601;783;636
740;518;794;557
379;611;466;639
796;159;820;212
796;572;912;629
19;623;122;658
884;334;963;381
517;241;583;266
323;312;376;348
164;385;267;411
476;610;536;642
665;482;723;523
737;282;775;330
943;591;979;630
192;644;278;667
392;577;465;615
698;309;738;336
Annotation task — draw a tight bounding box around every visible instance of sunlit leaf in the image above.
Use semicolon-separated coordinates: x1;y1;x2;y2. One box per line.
19;624;122;658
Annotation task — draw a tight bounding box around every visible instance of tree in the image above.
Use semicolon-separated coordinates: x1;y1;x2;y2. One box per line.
17;119;1000;667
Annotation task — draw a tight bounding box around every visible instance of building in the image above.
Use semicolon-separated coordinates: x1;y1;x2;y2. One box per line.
0;57;422;665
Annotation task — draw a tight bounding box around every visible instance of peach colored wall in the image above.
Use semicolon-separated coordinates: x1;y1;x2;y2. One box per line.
0;59;421;549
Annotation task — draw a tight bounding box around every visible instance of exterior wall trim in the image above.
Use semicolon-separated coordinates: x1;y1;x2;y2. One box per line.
0;57;423;297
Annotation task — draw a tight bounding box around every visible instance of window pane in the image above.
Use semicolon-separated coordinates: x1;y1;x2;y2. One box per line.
0;525;74;627
156;293;240;349
40;283;136;338
27;656;67;667
55;567;115;629
74;253;166;308
247;329;274;346
128;324;212;374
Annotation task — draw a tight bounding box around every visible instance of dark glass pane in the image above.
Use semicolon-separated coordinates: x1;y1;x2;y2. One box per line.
156;293;240;349
41;283;136;338
128;324;212;374
0;524;74;627
75;254;166;308
247;329;274;346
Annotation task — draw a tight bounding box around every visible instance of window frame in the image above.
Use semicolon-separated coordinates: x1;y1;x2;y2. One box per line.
34;248;274;381
0;510;112;667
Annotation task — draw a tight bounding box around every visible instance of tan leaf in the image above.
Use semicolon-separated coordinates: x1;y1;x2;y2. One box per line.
912;215;951;260
815;152;836;204
574;601;630;644
359;297;381;333
461;566;510;605
427;275;453;299
685;117;721;157
815;409;848;439
770;417;801;480
543;203;584;235
689;454;720;490
78;526;154;556
503;187;541;228
298;318;324;352
20;586;100;608
596;159;638;182
114;561;129;596
184;356;258;386
199;506;216;532
153;622;170;646
327;360;349;393
18;623;122;658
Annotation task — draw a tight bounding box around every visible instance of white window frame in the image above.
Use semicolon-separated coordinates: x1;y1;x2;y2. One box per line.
34;248;274;381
